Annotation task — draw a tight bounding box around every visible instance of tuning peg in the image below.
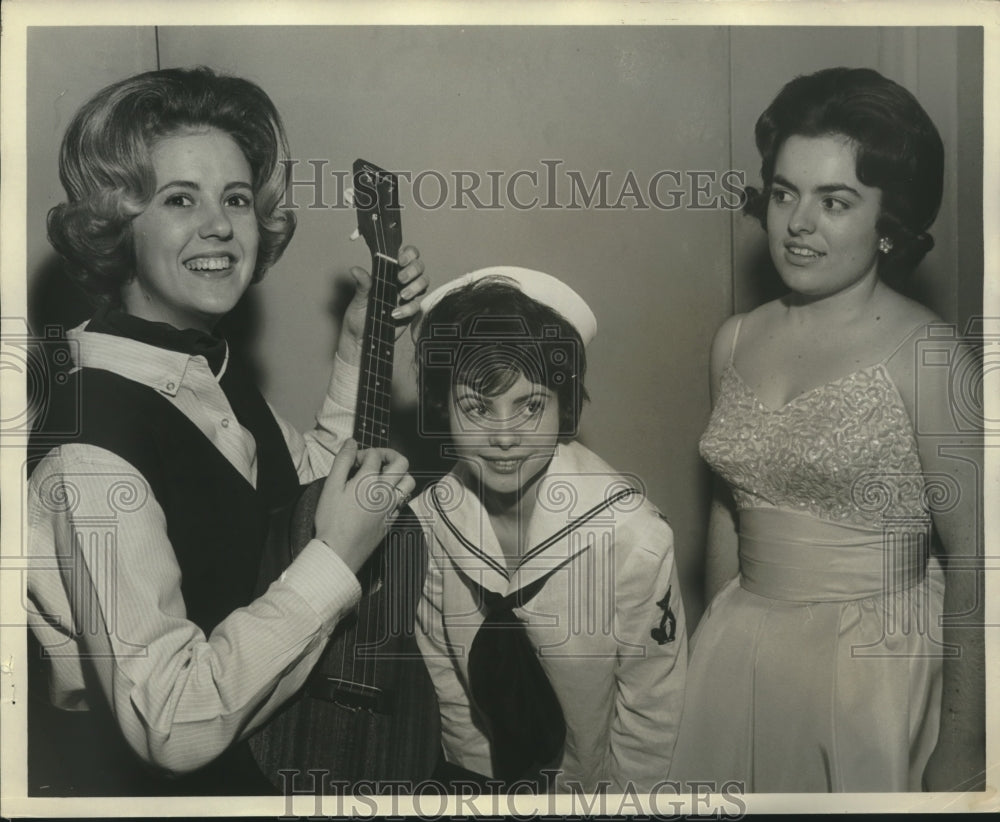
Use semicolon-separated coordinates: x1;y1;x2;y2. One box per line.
344;187;355;207
349;227;360;241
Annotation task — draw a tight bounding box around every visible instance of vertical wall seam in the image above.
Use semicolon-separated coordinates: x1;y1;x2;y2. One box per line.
727;25;736;317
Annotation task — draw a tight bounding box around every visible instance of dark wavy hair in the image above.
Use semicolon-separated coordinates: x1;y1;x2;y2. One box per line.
416;277;590;440
743;67;944;276
47;66;297;304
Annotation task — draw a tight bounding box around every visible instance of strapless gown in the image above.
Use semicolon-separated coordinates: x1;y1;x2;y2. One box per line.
669;360;944;792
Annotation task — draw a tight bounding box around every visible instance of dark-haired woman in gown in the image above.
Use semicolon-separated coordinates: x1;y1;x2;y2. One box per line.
669;67;983;793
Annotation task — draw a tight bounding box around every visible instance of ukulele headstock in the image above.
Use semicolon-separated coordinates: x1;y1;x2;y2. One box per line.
353;158;401;259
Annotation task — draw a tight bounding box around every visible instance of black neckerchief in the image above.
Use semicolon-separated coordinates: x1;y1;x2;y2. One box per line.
466;572;567;788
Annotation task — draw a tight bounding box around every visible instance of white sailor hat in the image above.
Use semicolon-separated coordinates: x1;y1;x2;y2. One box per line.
416;266;597;346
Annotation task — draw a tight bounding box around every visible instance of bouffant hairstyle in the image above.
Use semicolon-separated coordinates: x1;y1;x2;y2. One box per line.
47;67;296;303
416;277;589;440
743;67;944;276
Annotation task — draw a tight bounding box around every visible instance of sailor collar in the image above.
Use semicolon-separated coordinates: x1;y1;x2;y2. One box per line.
423;442;642;595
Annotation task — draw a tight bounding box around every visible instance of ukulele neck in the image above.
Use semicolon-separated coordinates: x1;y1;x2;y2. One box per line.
353;253;399;449
351;159;402;450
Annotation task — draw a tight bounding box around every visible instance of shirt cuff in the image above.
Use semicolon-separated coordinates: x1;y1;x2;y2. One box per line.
329;353;361;411
280;539;362;629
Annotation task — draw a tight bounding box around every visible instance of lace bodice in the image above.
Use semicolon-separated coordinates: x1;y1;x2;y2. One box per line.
699;361;929;528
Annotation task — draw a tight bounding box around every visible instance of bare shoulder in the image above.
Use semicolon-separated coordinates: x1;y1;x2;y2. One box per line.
876;290;940;379
709;313;743;361
878;288;942;339
709;301;783;363
708;303;784;400
878;292;975;432
708;313;745;396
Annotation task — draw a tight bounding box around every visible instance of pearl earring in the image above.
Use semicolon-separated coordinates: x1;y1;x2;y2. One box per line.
878;236;894;254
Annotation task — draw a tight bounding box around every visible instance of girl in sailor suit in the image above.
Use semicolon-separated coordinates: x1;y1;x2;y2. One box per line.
409;268;687;793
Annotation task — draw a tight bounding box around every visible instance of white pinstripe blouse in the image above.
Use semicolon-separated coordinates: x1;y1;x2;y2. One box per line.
26;322;363;775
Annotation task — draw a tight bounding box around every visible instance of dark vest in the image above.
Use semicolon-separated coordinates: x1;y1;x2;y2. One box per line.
28;343;301;796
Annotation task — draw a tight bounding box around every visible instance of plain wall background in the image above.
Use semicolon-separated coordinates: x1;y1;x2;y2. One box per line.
25;26;984;626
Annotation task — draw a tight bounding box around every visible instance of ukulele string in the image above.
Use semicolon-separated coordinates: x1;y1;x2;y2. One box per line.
358;252;386;688
357;182;397;689
369;202;401;686
338;176;388;691
345;234;380;689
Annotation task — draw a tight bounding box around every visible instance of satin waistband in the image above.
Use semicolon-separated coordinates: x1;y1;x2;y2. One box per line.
738;508;929;602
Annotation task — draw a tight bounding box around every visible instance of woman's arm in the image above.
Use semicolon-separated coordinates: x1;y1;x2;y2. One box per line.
889;326;985;791
704;477;740;604
273;353;359;482
279;246;428;482
26;443;401;775
703;315;743;604
608;514;688;792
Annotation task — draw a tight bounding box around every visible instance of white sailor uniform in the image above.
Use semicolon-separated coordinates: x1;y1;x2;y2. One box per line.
412;441;687;793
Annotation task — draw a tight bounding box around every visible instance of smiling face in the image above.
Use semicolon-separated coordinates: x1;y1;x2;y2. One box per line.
121;128;259;332
449;371;560;502
767;134;883;300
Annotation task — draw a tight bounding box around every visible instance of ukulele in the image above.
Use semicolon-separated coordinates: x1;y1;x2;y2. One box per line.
250;160;439;789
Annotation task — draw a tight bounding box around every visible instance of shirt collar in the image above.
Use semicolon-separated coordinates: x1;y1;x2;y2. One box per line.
67;320;215;397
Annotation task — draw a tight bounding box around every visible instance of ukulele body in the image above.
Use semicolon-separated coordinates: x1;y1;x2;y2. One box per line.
250;480;440;788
